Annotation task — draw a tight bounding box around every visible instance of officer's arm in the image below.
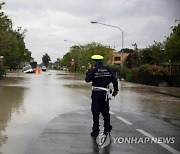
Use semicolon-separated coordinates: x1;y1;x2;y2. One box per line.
109;69;119;92
85;69;94;82
112;76;119;92
111;71;119;97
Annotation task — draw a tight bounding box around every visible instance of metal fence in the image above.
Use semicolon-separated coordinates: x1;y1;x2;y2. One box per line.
157;63;180;75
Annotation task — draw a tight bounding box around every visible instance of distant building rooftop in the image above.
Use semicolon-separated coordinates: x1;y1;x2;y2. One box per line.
118;48;134;53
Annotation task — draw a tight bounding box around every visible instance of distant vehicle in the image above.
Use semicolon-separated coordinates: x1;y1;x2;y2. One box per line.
42;66;47;71
62;66;67;71
22;65;34;73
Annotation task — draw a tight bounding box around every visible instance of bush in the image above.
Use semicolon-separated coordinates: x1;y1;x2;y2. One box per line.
0;66;6;80
108;65;126;79
140;64;168;76
104;64;168;85
125;69;135;82
138;65;169;86
109;65;140;82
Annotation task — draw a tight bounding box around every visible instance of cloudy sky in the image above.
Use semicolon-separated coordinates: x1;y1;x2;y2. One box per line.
3;0;180;63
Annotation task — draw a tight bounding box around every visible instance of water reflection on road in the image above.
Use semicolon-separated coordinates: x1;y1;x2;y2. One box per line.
0;71;88;154
0;85;26;153
61;73;180;120
0;70;179;154
112;86;180;128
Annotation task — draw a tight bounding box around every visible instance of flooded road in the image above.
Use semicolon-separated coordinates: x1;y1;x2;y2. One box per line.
0;70;180;154
0;71;88;154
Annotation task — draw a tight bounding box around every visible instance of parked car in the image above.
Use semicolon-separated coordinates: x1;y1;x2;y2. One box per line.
22;65;34;73
42;66;47;71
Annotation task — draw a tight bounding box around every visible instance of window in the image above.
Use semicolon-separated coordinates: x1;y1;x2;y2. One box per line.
114;57;121;61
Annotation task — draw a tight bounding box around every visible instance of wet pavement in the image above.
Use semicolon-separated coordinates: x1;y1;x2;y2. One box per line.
25;109;180;154
0;70;180;154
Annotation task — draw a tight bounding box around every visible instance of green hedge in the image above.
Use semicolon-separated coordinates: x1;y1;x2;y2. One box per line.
110;64;169;85
0;66;6;80
139;64;168;76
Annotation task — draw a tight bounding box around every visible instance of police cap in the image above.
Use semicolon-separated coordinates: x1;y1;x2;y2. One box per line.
91;55;104;61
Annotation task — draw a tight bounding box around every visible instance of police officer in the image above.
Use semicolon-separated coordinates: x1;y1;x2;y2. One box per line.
85;55;119;137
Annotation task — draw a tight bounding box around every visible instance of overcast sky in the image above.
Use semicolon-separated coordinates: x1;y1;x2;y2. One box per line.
3;0;180;63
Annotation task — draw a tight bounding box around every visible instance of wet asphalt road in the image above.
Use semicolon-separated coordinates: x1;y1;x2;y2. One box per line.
0;70;180;154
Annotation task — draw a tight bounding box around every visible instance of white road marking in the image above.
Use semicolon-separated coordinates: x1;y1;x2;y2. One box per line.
136;129;180;154
81;95;91;102
116;116;133;125
83;93;179;154
81;94;179;153
109;111;115;115
82;95;133;125
82;96;117;116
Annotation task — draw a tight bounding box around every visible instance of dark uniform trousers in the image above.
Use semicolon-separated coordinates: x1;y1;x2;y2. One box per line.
91;90;112;133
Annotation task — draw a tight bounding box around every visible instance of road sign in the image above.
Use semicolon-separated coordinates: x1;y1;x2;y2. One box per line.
71;59;75;66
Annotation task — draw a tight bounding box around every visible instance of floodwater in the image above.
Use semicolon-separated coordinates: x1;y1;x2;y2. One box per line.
0;70;180;154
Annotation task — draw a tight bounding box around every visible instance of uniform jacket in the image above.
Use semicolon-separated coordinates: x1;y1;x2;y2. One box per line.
85;62;119;91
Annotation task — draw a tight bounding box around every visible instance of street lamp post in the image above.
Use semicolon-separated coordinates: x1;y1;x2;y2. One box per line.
64;40;83;72
64;40;82;46
91;21;124;65
64;39;82;59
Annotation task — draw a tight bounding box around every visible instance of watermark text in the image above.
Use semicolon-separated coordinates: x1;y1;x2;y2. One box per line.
113;137;175;144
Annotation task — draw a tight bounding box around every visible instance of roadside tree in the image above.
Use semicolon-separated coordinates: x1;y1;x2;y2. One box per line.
42;53;51;67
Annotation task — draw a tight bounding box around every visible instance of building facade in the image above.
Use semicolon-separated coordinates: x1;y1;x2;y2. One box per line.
109;51;130;65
